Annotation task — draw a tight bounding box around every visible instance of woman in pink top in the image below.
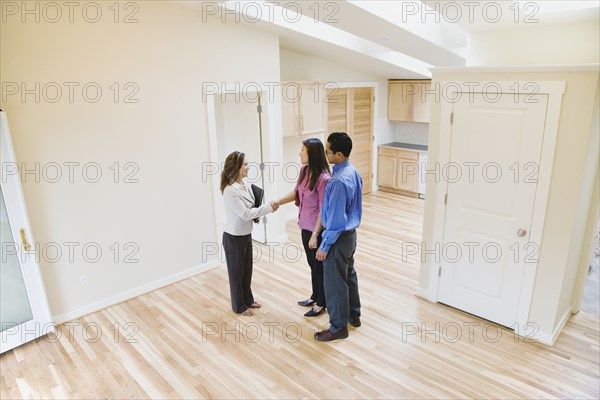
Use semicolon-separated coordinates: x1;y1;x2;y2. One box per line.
277;138;331;317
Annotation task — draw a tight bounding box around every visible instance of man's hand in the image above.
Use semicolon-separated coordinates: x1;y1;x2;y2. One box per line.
270;201;280;211
316;248;328;261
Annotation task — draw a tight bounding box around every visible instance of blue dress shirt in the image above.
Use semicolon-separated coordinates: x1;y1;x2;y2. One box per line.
319;161;363;252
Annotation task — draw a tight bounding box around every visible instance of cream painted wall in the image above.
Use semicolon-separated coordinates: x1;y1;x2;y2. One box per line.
419;68;600;340
0;2;281;320
467;20;600;66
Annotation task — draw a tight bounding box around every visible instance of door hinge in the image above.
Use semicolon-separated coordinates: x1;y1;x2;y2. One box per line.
444;194;448;205
438;267;442;277
450;112;454;124
373;96;376;103
372;136;375;142
257;105;262;113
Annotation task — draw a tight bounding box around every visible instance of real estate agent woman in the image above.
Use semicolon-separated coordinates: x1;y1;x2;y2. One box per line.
221;151;279;316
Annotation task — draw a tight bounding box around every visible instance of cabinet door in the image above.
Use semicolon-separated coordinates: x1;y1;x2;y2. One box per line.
299;83;325;135
395;158;419;192
412;82;433;123
377;155;396;188
282;83;299;137
388;82;413;122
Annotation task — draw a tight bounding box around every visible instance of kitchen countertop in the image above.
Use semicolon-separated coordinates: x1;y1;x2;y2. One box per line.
380;142;428;153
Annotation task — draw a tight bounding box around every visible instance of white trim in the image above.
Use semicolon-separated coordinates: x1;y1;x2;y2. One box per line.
430;65;599;73
205;94;221;243
515;81;566;330
522;307;573;346
426;81;566;333
53;260;220;324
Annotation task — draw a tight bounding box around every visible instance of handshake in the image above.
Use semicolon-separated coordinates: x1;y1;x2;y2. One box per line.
270;201;280;212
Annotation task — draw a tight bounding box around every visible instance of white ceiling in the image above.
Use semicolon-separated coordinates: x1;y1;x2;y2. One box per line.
199;1;600;79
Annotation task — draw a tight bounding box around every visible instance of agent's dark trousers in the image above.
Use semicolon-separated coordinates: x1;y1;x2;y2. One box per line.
222;232;254;314
301;229;326;308
323;231;361;333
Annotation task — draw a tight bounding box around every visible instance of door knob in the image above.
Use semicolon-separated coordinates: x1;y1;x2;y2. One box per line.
517;228;527;237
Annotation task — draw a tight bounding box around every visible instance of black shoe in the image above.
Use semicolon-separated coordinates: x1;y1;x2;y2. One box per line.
314;328;349;342
349;316;361;328
297;299;315;307
304;307;325;317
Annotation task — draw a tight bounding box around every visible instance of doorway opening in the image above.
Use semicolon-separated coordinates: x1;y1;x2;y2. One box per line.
206;87;285;244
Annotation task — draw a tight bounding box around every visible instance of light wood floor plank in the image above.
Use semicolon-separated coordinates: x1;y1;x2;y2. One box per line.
1;191;598;399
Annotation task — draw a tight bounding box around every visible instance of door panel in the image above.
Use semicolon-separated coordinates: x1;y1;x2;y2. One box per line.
438;93;549;327
1;111;53;353
326;87;373;194
350;88;373;194
0;188;34;330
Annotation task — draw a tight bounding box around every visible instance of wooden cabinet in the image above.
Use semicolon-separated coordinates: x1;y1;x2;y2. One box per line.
282;82;326;137
388;80;432;123
377;148;397;188
377;146;420;196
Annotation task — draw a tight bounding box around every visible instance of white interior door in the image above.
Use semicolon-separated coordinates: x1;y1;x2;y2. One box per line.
438;93;548;327
1;111;53;353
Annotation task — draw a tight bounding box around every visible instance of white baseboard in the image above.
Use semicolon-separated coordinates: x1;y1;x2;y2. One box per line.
526;307;573;346
53;260;221;324
415;287;429;300
415;287;437;302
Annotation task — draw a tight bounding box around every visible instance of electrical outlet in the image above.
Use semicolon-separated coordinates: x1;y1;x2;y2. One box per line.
79;275;89;288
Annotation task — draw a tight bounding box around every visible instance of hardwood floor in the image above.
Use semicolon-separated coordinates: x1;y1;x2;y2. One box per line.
1;191;599;399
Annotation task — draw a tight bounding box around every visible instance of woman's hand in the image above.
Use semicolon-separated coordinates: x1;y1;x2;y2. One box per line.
308;232;318;249
270;201;280;211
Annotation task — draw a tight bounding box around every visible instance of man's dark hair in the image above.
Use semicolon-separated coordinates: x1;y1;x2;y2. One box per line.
327;132;352;158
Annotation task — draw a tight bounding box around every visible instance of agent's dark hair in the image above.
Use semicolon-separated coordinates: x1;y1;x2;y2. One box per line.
298;138;330;191
220;151;245;194
327;132;352;158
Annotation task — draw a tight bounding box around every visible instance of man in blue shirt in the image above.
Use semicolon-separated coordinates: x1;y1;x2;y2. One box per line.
315;132;362;342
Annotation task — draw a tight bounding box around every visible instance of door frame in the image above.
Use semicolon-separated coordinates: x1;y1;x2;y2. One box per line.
426;81;566;338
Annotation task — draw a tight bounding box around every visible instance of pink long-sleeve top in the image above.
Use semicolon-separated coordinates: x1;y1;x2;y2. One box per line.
294;166;331;232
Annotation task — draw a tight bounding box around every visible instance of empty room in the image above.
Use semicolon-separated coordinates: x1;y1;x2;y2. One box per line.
1;1;599;399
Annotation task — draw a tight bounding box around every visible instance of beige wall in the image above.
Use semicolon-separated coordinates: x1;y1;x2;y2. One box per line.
419;68;599;340
467;20;600;66
0;1;281;320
